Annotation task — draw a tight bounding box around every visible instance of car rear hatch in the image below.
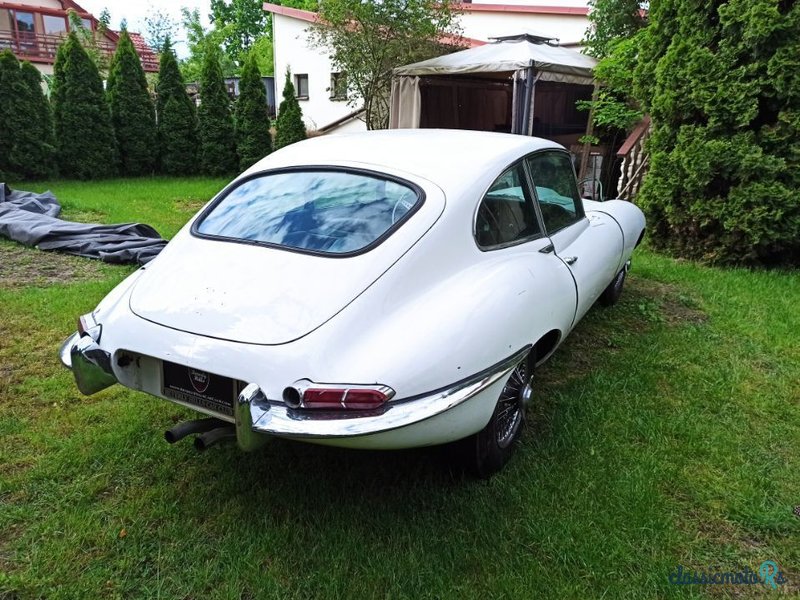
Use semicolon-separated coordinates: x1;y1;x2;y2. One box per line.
129;177;445;345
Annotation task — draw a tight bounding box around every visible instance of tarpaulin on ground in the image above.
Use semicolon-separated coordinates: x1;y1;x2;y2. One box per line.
0;183;167;265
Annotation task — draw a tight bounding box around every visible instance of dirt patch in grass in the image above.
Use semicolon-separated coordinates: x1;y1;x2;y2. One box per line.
173;198;207;213
0;243;104;289
628;278;708;326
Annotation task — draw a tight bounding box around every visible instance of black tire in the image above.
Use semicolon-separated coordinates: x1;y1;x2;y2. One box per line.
454;354;534;478
598;266;627;307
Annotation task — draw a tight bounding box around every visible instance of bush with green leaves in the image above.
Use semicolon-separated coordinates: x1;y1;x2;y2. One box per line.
107;30;157;175
52;32;117;179
197;43;238;175
274;70;306;150
156;40;197;175
0;51;56;180
235;50;272;170
634;0;800;266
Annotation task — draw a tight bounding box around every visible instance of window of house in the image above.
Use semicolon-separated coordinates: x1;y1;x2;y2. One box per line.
524;151;583;234
80;17;92;30
475;163;542;249
330;72;347;100
43;15;67;35
294;74;309;99
14;11;35;34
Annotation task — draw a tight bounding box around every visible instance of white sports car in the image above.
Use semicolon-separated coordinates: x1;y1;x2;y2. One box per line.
60;130;645;476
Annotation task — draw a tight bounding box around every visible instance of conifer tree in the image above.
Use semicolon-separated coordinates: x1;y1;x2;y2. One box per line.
107;30;156;175
274;69;306;150
235;50;272;170
0;52;54;179
156;39;197;174
634;0;800;265
197;43;238;175
52;32;117;179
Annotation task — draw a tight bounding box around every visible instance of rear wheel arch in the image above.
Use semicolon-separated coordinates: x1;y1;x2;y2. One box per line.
531;329;561;366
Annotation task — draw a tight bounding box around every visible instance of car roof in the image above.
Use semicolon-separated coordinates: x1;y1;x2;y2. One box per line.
257;129;565;190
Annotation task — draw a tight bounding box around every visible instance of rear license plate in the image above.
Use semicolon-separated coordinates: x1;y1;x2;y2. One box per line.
161;361;242;417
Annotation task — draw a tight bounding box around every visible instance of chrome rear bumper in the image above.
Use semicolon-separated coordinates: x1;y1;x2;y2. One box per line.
233;346;529;448
59;330;528;449
60;332;117;395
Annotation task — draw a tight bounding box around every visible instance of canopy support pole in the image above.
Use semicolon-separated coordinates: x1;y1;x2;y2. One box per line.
520;66;535;137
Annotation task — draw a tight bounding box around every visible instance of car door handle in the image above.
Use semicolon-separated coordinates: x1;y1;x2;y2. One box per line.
563;256;578;265
539;243;554;254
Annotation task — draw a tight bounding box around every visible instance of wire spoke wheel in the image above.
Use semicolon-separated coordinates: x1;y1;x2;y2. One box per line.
452;352;534;478
495;359;530;449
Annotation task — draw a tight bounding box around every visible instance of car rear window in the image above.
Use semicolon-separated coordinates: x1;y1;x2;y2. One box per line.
195;170;422;255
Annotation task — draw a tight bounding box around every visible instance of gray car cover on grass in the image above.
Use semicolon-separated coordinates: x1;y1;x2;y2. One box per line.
0;183;167;265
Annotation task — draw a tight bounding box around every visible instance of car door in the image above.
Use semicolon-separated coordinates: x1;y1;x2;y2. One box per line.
523;151;623;326
474;160;577;343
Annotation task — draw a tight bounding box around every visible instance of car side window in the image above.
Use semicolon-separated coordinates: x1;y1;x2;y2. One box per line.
475;163;542;249
525;152;584;234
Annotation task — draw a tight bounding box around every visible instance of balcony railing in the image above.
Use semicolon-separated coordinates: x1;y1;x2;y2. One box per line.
0;29;158;72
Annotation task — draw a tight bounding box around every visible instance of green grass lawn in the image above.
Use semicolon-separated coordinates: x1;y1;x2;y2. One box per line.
1;178;798;599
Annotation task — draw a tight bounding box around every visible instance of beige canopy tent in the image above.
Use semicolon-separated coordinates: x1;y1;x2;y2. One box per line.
389;34;597;144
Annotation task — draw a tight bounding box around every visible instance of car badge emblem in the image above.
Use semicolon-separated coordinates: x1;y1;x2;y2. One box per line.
189;368;210;393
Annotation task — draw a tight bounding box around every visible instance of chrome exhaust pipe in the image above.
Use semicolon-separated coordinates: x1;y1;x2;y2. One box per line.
164;418;226;444
193;426;236;452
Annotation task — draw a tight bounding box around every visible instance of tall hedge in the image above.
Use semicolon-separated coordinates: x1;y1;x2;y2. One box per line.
197;43;238;175
634;0;800;266
235;50;272;170
274;70;306;150
52;32;117;179
0;52;55;180
156;40;197;175
107;30;156;175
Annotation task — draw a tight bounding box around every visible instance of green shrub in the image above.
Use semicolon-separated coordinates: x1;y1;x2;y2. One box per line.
197;43;238;175
52;32;117;179
634;0;800;266
107;30;157;176
0;52;56;180
274;69;306;150
235;50;272;170
155;40;197;175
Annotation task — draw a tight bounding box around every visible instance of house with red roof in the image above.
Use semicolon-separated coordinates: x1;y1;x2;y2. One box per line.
0;0;158;75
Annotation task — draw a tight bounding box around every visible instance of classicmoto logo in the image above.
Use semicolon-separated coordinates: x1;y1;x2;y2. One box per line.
189;368;210;394
669;561;788;589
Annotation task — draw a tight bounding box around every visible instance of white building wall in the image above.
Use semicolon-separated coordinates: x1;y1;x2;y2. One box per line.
273;13;366;133
460;12;589;45
471;0;589;6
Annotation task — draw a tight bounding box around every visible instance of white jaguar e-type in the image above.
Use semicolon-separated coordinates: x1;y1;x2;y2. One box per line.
60;129;645;476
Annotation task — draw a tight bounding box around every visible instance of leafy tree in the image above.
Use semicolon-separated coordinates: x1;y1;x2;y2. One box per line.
179;7;236;82
310;0;463;129
156;40;197;174
66;8;110;73
144;8;177;54
274;69;306;149
251;35;274;76
633;0;800;266
583;0;645;59
197;43;238;175
209;0;268;63
98;8;111;31
52;33;117;179
107;30;157;175
235;50;272;170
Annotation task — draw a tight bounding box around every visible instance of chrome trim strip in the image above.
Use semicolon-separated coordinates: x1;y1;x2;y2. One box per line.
235;346;530;441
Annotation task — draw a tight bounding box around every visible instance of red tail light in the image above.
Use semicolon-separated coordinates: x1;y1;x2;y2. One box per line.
284;381;395;410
